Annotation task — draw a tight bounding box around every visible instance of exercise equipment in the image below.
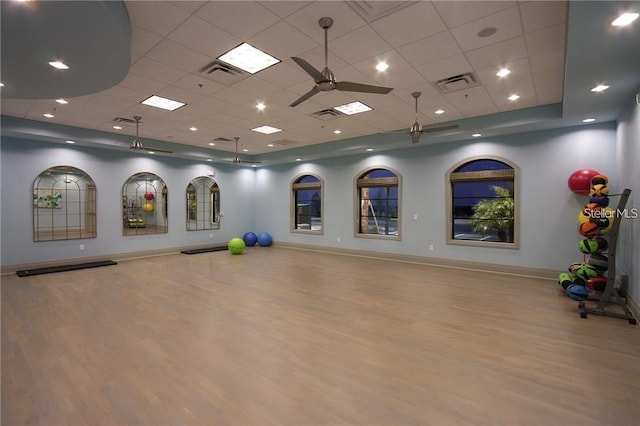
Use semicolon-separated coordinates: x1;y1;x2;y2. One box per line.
243;232;258;246
16;260;117;277
257;232;272;247
228;237;245;254
578;188;636;324
568;169;599;195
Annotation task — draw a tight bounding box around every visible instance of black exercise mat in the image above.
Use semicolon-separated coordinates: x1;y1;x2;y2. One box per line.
180;246;228;255
16;260;117;277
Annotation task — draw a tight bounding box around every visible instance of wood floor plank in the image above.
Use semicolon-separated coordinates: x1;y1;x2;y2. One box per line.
2;247;639;425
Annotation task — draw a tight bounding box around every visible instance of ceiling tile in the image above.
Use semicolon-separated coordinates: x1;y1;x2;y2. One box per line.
130;26;163;62
249;21;318;60
167;16;241;59
171;74;225;96
450;7;523;52
474;57;532;85
145;39;212;73
258;1;311;18
124;1;191;37
464;36;528;70
196;1;281;40
396;31;461;68
519;1;568;34
370;2;447;48
129;57;188;84
432;1;517;28
330;25;393;63
231;76;282;98
525;24;566;56
285;2;366;42
529;49;565;74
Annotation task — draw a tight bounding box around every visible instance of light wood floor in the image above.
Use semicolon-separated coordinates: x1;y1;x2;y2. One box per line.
2;247;639;425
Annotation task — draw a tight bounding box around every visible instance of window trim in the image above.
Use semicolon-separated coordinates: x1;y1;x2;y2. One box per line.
290;173;323;235
354;166;402;240
445;155;520;249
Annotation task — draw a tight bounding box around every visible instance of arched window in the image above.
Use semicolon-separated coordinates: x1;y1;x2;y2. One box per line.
355;167;401;239
32;165;97;241
447;157;518;247
186;176;220;231
291;174;323;233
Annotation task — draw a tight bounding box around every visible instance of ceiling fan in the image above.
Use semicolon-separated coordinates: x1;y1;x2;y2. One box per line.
129;116;172;154
231;137;261;164
405;92;459;144
289;17;393;107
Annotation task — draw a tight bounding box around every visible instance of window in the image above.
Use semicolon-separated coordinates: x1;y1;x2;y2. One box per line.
355;167;400;239
291;174;322;233
186;176;220;231
447;157;518;247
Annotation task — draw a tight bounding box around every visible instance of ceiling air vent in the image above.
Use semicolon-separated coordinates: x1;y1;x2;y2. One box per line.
311;108;346;120
113;117;138;125
199;60;248;84
433;72;480;93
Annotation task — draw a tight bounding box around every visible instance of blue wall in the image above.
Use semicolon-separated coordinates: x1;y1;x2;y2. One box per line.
0;121;623;277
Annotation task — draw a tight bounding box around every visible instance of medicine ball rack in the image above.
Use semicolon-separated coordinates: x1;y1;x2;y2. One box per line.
578;188;637;324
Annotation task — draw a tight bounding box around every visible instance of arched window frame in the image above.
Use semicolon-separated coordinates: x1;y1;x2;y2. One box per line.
354;166;401;240
446;156;520;248
290;173;323;234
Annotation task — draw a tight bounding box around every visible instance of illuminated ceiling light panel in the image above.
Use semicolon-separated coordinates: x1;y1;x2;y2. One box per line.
217;42;280;74
611;12;639;27
252;125;282;134
48;61;69;70
376;62;389;72
43;113;55;118
56;98;68;104
333;101;373;115
582;118;596;123
113;125;122;130
508;94;520;101
472;133;482;137
141;95;185;111
65;140;75;144
334;129;342;134
256;102;265;110
496;68;511;78
189;127;198;131
590;84;609;93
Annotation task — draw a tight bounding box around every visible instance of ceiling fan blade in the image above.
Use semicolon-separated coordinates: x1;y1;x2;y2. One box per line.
144;147;173;154
421;124;459;134
335;81;393;94
291;57;325;84
289;86;320;107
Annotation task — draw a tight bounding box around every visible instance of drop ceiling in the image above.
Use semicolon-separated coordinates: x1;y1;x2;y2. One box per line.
1;1;638;165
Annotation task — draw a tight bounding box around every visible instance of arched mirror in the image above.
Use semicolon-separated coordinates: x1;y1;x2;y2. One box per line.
122;172;168;235
186;176;220;231
33;165;97;242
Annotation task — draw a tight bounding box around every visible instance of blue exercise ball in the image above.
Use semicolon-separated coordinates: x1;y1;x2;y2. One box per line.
257;232;272;247
243;232;258;246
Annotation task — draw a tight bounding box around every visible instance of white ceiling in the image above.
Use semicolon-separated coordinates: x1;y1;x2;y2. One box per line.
1;1;638;165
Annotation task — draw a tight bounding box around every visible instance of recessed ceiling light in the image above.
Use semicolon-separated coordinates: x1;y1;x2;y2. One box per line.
55;98;68;104
334;129;342;134
43;113;54;118
217;42;280;74
590;84;609;93
48;61;69;70
366;148;374;152
582;118;596;123
148;151;155;154
376;62;389;72
256;102;265;110
0;82;4;87
267;143;274;147
611;12;639;27
434;109;445;115
296;158;302;161
208;142;215;146
141;95;185;111
508;94;520;101
206;159;213;162
496;68;511;78
333;101;373;115
252;125;282;134
472;133;482;137
113;125;122;130
242;148;249;152
65;140;75;144
189;127;198;131
252;164;257;168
